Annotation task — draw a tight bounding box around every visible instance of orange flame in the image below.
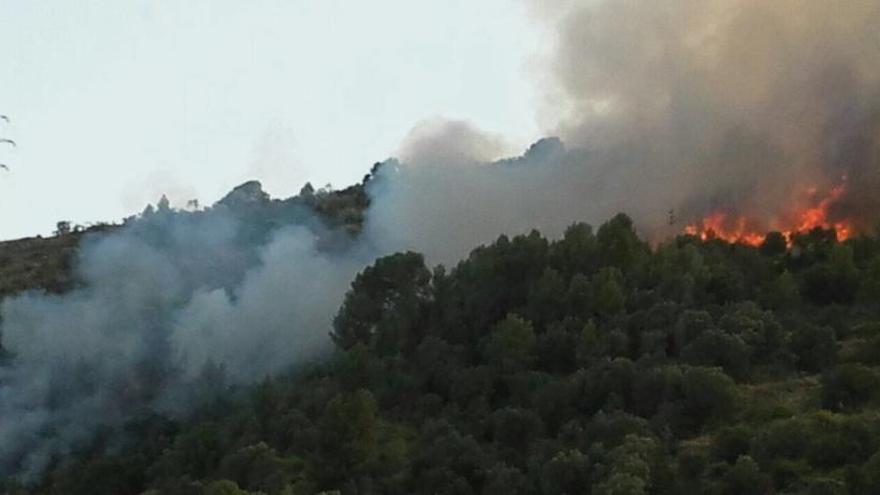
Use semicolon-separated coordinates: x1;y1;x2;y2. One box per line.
683;212;766;246
792;182;850;240
683;178;853;246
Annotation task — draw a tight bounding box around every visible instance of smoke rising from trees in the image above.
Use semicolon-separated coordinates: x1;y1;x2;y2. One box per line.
371;0;880;258
4;0;880;480
0;203;367;478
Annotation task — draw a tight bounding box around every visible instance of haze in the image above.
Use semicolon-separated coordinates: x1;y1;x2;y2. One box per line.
0;0;541;240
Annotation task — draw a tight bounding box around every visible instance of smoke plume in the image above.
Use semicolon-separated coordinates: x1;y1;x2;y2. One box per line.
369;0;880;258
0;194;367;479
540;0;880;233
4;0;880;480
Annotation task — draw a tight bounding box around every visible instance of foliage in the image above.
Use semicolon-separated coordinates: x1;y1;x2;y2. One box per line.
7;215;880;494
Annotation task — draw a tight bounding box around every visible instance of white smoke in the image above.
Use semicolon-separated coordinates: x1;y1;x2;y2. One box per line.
4;0;880;481
0;203;366;479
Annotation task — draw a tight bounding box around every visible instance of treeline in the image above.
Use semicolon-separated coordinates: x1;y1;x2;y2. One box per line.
6;214;880;494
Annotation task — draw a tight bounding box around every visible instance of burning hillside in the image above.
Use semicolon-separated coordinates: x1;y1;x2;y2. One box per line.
4;0;880;485
683;176;855;246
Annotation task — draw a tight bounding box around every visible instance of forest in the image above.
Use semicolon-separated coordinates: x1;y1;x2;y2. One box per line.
5;0;880;493
4;212;880;495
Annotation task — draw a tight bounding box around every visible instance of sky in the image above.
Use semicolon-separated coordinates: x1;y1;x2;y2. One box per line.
0;0;544;240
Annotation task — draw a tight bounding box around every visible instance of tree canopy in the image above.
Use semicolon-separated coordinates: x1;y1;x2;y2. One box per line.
5;215;880;494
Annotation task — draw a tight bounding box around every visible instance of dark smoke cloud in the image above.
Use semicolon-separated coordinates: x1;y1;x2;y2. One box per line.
370;0;880;256
539;0;880;231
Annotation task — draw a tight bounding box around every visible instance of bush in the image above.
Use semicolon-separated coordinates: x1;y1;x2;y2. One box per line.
679;367;739;432
712;425;754;464
791;325;837;372
821;364;880;411
721;456;772;495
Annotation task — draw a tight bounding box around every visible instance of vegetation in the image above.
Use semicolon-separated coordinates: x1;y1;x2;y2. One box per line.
4;212;880;494
0;224;113;299
0;173;373;302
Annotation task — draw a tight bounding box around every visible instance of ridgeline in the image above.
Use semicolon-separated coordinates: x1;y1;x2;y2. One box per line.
3;197;880;494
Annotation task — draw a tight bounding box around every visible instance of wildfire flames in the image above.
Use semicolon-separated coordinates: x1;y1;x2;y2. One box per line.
684;178;853;246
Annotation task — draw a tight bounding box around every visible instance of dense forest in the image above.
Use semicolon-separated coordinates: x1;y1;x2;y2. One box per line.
4;212;880;495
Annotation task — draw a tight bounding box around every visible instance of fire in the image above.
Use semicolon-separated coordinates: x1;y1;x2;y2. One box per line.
792;183;851;240
683;212;766;246
683;179;853;246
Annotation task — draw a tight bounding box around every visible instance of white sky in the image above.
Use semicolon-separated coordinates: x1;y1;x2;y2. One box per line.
0;0;544;240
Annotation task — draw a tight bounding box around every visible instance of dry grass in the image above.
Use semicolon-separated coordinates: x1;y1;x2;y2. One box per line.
738;375;822;423
0;225;115;300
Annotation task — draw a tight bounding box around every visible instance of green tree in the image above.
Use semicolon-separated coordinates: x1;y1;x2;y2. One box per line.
592;267;626;318
315;390;380;483
413;421;487;493
551;222;599;276
593;435;658;495
847;450;880;495
712;425;753;464
801;245;860;305
527;267;567;323
217;443;303;494
791;325;837;372
760;231;787;257
597;213;647;271
482;463;527;495
535;320;578;374
760;271;800;309
567;273;593;319
681;330;751;381
332;252;431;353
491;407;544;452
721;456;771;495
484;314;536;374
203;480;250;495
820;364;880;411
540;449;593;495
679;367;739;432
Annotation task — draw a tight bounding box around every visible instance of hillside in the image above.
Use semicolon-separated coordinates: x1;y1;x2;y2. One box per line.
6;1;880;493
0;178;371;302
0;225;114;300
2;212;880;494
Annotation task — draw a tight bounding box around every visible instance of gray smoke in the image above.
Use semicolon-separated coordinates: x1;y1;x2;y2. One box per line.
540;0;880;232
0;196;367;479
4;0;880;481
368;0;880;258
